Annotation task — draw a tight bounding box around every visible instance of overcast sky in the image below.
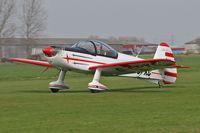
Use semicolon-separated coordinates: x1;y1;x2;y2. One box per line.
44;0;200;44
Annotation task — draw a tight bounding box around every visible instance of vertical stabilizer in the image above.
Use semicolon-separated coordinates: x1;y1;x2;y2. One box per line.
154;42;177;84
154;42;175;62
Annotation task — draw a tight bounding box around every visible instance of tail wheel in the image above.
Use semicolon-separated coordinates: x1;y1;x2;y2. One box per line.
50;88;59;93
90;89;101;93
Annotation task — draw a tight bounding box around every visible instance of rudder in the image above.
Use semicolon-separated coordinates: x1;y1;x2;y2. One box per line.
154;42;177;84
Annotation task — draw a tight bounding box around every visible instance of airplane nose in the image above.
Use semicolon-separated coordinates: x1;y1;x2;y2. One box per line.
42;47;53;57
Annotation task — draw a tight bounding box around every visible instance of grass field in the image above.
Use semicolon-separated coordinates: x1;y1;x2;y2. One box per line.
0;55;200;133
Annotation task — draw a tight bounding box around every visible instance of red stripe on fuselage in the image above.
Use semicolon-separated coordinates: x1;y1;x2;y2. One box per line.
164;71;177;77
165;52;174;58
64;57;106;65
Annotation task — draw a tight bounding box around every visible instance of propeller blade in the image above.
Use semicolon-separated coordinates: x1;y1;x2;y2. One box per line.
41;67;49;73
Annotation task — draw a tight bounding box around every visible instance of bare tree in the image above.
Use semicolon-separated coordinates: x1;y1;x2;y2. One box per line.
20;0;47;38
20;0;47;57
0;0;16;38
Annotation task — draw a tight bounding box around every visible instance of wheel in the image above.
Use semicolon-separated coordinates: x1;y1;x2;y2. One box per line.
50;88;59;93
90;89;101;93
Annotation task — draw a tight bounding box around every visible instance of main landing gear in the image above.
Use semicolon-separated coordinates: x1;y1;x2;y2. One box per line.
88;68;108;93
49;68;107;93
49;70;69;93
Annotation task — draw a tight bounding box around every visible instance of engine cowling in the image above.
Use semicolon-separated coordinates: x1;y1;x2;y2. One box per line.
42;47;54;57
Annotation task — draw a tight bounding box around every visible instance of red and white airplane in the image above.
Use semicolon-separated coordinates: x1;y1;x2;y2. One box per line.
9;40;188;93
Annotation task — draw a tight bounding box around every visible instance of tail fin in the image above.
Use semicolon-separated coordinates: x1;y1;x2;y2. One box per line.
154;42;177;84
154;42;175;62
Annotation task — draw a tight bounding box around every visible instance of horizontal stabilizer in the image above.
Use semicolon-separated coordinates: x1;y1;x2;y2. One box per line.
169;64;190;68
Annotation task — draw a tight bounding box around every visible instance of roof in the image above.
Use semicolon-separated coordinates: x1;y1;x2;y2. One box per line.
0;38;125;46
0;38;147;47
185;38;200;45
0;38;89;46
122;43;158;48
171;48;185;51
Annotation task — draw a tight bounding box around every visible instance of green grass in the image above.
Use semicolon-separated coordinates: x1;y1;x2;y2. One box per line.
0;55;200;133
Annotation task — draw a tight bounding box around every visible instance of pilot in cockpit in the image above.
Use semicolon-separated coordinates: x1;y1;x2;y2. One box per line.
96;44;107;56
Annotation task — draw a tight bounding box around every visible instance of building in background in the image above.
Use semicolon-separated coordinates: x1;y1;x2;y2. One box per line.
0;38;124;59
0;38;191;60
171;48;186;54
185;39;200;54
122;43;157;55
122;43;186;55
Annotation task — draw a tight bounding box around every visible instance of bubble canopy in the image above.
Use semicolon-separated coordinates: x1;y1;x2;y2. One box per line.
71;40;118;58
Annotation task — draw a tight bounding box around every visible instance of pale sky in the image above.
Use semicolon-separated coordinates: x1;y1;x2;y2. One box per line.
44;0;200;44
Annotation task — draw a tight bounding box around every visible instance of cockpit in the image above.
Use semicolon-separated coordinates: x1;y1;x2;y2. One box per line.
69;40;118;58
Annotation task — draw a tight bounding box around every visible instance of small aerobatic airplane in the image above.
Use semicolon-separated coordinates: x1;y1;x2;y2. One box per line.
9;40;188;93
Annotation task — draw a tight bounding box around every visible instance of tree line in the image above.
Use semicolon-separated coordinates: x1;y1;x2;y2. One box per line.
0;0;47;39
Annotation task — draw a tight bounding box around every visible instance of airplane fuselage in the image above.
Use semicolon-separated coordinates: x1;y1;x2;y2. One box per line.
45;49;142;75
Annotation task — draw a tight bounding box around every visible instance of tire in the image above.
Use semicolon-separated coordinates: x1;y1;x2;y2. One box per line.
50;88;59;93
90;89;101;93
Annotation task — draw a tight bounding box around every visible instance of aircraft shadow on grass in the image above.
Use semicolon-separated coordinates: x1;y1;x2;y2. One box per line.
107;86;176;93
18;86;176;94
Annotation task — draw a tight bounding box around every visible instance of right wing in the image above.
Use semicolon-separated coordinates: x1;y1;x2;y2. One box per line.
89;58;175;75
8;58;52;67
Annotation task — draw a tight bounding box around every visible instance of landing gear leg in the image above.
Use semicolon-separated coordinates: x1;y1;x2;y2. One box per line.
158;80;163;88
88;68;108;93
49;70;69;93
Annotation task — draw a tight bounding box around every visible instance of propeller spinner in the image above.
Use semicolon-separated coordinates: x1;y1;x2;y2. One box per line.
42;47;54;57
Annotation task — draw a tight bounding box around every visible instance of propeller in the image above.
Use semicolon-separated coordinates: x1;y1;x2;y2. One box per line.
42;46;64;77
41;67;49;73
41;67;61;78
42;46;62;57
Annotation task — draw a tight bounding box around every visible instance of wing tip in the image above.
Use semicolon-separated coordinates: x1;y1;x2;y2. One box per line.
7;58;52;67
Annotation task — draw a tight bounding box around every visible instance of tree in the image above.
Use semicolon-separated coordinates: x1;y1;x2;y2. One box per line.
20;0;47;38
20;0;47;57
0;0;16;38
0;0;16;59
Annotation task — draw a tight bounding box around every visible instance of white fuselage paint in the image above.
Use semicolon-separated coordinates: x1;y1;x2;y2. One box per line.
45;50;142;73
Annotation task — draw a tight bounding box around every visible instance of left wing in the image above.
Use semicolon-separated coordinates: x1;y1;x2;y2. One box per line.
8;58;52;67
89;58;175;74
